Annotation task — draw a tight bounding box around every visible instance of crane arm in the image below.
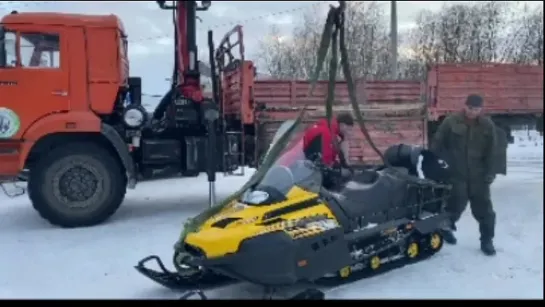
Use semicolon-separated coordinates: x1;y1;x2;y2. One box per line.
156;1;211;102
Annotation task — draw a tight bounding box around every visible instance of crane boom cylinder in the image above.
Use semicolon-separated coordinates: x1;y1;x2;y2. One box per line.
181;1;198;76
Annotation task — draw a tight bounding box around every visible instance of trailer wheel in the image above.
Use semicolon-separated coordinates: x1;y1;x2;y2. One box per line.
28;142;126;228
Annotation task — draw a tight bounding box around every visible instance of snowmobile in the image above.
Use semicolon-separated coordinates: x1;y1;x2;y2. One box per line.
135;120;452;300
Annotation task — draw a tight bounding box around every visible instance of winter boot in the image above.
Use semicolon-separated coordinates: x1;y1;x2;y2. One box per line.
440;229;457;245
480;240;496;256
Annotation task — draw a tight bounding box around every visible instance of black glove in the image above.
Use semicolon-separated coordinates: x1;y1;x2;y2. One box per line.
485;174;496;184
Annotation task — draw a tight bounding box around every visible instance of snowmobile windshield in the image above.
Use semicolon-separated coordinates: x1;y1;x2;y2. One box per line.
241;122;323;206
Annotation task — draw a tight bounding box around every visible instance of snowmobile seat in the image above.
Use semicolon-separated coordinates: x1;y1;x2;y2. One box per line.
331;169;409;222
351;168;380;184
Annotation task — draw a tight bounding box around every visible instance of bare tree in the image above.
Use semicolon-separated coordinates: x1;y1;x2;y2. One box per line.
256;2;392;80
407;1;513;65
257;1;543;81
256;25;300;80
502;4;543;64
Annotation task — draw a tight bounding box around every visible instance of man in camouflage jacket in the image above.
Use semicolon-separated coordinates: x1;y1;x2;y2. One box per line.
431;94;498;256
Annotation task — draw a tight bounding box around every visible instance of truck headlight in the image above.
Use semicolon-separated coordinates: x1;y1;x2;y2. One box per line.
122;105;147;128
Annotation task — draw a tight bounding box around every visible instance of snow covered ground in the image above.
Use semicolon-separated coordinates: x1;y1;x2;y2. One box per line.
0;131;542;299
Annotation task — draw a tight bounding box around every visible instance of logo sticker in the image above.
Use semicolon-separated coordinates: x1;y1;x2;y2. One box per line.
0;107;21;138
438;159;449;169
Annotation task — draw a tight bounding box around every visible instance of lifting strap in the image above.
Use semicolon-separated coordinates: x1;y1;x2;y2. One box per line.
309;1;387;166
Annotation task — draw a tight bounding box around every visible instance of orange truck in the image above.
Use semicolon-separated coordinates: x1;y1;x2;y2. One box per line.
0;9;542;229
0;5;249;228
0;13;146;227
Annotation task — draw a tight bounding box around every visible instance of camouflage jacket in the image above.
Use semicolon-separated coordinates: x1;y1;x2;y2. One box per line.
430;111;497;181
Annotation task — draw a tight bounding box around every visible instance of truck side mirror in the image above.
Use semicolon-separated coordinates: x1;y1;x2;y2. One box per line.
199;1;211;10
0;26;6;67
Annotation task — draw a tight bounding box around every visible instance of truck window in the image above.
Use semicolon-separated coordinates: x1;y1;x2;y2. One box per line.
19;32;60;69
119;33;128;58
0;26;4;66
0;29;17;68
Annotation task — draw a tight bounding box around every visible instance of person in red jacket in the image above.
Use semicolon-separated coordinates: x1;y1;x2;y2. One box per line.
303;113;354;188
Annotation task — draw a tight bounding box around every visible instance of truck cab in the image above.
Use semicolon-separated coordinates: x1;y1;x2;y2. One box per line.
0;12;145;227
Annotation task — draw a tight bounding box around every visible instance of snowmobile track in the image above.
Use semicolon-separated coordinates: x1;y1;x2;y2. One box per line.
317;251;436;289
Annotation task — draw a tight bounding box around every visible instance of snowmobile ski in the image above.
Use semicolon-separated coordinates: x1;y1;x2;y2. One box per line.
134;255;234;292
134;255;326;300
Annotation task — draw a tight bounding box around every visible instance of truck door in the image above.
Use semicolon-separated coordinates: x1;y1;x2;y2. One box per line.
0;26;70;141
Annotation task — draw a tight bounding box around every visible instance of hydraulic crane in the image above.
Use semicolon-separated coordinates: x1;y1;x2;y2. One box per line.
154;1;220;206
151;1;212;125
152;1;254;207
155;1;210;108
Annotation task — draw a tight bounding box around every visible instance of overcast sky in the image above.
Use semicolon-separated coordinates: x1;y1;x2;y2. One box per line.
1;1;540;96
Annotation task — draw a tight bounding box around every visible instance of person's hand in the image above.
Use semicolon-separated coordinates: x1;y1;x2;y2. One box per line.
485;174;496;184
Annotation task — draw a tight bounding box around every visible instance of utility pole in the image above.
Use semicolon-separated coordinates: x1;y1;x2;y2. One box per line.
390;1;398;79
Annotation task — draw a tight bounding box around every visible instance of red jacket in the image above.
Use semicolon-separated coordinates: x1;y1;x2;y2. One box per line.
303;118;341;166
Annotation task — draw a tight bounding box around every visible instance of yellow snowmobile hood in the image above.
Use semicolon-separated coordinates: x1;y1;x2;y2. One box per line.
184;186;337;259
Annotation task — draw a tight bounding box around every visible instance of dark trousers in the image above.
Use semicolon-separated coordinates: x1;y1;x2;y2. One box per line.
446;180;496;241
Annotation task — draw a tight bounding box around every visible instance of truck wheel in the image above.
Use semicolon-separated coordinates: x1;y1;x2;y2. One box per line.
28;142;126;228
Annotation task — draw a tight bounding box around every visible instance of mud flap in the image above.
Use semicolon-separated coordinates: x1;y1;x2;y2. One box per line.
101;124;137;188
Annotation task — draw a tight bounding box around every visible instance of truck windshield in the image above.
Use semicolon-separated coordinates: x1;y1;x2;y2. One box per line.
0;25;5;67
120;33;128;59
0;25;6;67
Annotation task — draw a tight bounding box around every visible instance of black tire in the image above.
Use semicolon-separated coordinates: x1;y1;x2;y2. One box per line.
28;142;126;228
